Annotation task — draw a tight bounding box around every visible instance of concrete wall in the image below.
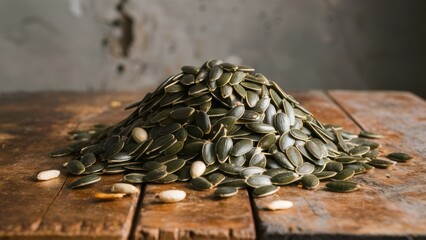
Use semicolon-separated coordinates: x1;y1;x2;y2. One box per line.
0;0;425;97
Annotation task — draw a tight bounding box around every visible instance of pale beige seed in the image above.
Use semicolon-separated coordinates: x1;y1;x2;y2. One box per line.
111;183;139;195
37;170;60;181
158;190;186;203
264;200;293;211
190;161;206;178
95;192;125;200
132;127;148;143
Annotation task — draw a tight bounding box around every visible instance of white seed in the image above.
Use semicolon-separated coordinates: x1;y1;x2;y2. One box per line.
158;190;186;203
190;161;206;178
111;183;139;195
95;192;125;200
132;127;148;143
62;162;68;167
37;170;60;181
264;200;293;211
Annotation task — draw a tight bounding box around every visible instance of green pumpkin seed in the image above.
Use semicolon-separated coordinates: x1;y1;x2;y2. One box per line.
190;177;214;190
216;137;233;163
249;153;267;168
230;139;253;157
314;171;337;180
301;174;320;189
220;163;244;175
154;174;179;184
143;169;168;181
123;173;145;183
332;168;355;181
258;133;277;150
169;107;195;120
67;160;86;175
295;162;315;175
273;152;295;170
209;65;223;81
218;178;247;189
325;161;344;172
325;180;359;193
386;152;413;162
49;147;74;157
252;185;279;198
368;158;397;168
80;153;96;167
271;172;299;185
246;123;276;134
349;146;370;156
246;175;272;188
68;174;101;189
165;159;186;173
289;129;309;141
214;187;238;198
306;140;322;159
359;130;384;139
286;146;304;167
207;173;226;186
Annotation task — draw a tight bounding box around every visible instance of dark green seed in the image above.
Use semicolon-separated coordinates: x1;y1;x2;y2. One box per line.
386;152;414;162
325;180;359;193
68;174;101;189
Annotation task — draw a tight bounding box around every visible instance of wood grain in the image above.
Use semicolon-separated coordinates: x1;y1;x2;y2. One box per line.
132;182;255;240
0;92;144;239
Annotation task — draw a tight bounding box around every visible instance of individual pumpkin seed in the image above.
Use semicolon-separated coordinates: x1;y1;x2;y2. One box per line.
123;173;145;183
230;155;246;166
209;65;223;81
349;146;370;156
143;161;166;171
301;174;320;189
85;164;104;174
80;153;96;167
216;137;233;163
214;187;238;198
246;91;260;108
368;158;397;168
207;173;226;186
314;171;337;180
165;159;186;173
335;156;357;165
325;161;344;172
169;107;195;120
217;72;232;87
246;123;276;134
249;153;267;168
272;152;295;170
164;141;184;156
158;189;186;203
306;140;322;159
271;172;300;185
186;125;204;139
111;183;139;194
257;133;277;150
286;146;304;167
278;133;295;152
202;142;216;165
263;200;293;211
218;178;247;189
386;152;414;162
345;164;367;174
68;174;101;189
108;152;132;163
103;140;125;160
143;169;168;182
231;139;253;157
190;161;206;178
263;168;290;177
181;65;199;74
176;165;191;181
289;129;309;141
295;162;315;175
334;128;349;153
359;130;384;139
67;160;86;175
196;111;211;134
252;185;279;198
240;166;265;178
229;71;246;85
190;177;214;190
37;170;61;181
332;168;355;181
220;163;244;175
49;147;74;157
282;100;296;126
246;175;272;188
325;180;359;193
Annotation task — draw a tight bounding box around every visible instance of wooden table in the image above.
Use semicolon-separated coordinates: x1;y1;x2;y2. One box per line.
0;90;425;240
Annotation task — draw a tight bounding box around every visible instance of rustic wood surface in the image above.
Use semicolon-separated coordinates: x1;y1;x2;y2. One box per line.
0;91;424;240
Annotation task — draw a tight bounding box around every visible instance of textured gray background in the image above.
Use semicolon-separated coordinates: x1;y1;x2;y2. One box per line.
0;0;425;97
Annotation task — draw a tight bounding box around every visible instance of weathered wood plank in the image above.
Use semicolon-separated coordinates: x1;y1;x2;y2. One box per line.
132;183;256;240
253;91;426;239
0;92;143;239
328;90;426;238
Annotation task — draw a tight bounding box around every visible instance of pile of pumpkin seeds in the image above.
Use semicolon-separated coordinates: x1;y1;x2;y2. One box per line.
50;59;414;198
